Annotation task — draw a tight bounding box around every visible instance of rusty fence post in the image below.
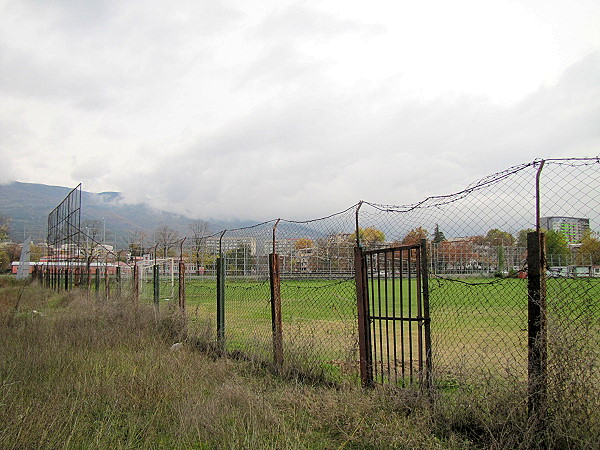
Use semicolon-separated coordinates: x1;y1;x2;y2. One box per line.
87;264;92;294
153;264;160;310
269;253;283;371
216;255;225;352
116;266;121;298
420;239;433;396
527;231;547;440
133;262;139;301
178;238;186;312
95;266;100;294
179;261;186;312
105;259;110;301
354;246;373;387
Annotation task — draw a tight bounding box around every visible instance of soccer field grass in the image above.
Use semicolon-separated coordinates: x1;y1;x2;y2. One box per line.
145;276;599;380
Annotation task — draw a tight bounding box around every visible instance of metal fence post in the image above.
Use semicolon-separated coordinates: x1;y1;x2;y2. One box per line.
216;255;225;352
153;264;159;310
270;252;284;371
178;261;186;312
420;239;433;395
178;238;186;312
105;259;110;301
95;267;100;293
133;263;139;301
116;266;121;297
354;245;373;387
527;231;547;438
87;264;91;293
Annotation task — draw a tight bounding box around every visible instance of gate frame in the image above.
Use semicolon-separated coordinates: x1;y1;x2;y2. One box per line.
355;239;432;390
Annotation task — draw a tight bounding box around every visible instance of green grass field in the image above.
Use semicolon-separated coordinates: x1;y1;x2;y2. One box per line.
134;274;600;386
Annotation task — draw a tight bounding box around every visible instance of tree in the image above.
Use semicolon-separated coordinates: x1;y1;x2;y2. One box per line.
154;225;181;258
0;243;22;273
401;227;428;245
482;229;514;274
81;220;104;286
81;220;103;258
577;230;600;265
0;216;11;241
226;243;255;275
545;230;571;265
294;238;313;250
517;228;574;265
348;227;385;247
432;224;446;244
317;234;354;273
437;239;480;272
485;229;515;246
516;229;534;249
125;229;148;259
0;246;9;272
30;243;44;262
189;220;210;275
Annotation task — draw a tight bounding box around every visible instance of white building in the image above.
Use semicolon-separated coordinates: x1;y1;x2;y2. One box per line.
540;216;590;244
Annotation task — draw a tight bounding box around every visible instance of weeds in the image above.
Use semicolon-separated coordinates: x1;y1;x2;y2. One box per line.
0;281;461;448
0;279;597;449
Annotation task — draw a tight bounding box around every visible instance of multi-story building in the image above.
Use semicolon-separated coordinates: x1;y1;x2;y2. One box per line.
540;216;590;244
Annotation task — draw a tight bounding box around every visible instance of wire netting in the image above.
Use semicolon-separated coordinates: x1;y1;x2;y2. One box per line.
276;209;358;377
220;223;274;362
42;158;599;404
537;160;600;437
357;163;537;384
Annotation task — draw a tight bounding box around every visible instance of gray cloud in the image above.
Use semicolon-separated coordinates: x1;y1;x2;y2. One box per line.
0;1;598;223
253;2;382;40
107;51;599;222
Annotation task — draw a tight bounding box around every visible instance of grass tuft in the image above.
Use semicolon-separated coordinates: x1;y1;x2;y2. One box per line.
1;277;596;449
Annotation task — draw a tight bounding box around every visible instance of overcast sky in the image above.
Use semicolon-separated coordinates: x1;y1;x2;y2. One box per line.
1;0;599;221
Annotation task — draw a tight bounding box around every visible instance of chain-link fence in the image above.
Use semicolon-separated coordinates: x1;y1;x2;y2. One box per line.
40;157;599;440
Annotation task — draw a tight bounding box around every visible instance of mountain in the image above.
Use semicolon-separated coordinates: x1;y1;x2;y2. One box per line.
0;182;254;245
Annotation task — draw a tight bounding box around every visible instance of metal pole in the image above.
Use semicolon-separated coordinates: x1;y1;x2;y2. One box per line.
105;256;110;300
170;257;174;298
527;231;547;441
216;255;225;352
273;219;280;255
270;252;283;371
354;245;373;387
153;264;160;310
116;266;121;297
133;262;139;301
179;238;186;312
420;239;433;396
355;201;363;247
535;160;546;232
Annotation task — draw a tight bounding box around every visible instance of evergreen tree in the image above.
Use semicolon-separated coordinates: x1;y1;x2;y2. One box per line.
432;224;446;244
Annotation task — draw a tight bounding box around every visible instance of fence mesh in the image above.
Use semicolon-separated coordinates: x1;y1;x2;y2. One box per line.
221;223;274;362
276;208;358;377
40;158;599;415
537;160;600;438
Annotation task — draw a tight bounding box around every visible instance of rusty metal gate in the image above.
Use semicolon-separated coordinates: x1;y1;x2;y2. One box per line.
354;239;432;388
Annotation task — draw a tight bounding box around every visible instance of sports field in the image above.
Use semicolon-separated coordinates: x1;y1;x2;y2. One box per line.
142;275;599;382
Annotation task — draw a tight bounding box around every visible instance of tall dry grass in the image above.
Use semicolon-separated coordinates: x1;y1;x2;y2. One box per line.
1;277;596;449
0;278;463;449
